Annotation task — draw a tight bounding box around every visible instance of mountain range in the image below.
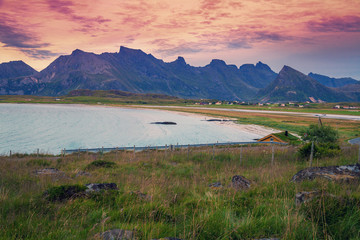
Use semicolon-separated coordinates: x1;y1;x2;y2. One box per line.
0;46;359;102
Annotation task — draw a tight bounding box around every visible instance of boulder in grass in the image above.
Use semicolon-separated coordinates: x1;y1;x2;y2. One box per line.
208;182;223;190
85;183;118;192
34;168;67;179
295;191;321;205
94;229;137;240
291;164;360;183
231;175;251;190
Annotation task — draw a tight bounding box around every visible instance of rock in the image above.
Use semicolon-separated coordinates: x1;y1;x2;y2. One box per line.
291;164;360;183
94;229;136;240
34;168;67;179
150;121;177;125
75;170;91;177
295;191;321;205
208;182;223;189
85;183;118;192
231;175;251;190
35;168;62;175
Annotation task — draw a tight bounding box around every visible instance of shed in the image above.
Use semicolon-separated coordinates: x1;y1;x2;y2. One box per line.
257;133;286;143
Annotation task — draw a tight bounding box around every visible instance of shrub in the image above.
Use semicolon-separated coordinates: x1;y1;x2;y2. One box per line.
45;184;87;201
301;124;339;143
26;159;51;167
299;124;340;159
298;142;341;159
86;160;116;169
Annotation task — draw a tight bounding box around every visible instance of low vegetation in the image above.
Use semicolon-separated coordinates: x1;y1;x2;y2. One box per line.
1;144;359;239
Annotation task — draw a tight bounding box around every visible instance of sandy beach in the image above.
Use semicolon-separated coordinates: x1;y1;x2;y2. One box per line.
137;107;279;137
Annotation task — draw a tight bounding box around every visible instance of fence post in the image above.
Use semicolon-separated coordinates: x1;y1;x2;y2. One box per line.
116;147;118;160
212;144;215;160
63;148;66;157
187;144;190;161
271;141;274;165
78;148;80;159
240;145;242;164
37;148;39;157
133;145;136;159
309;140;314;167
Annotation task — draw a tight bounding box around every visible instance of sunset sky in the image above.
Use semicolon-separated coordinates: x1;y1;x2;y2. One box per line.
0;0;359;78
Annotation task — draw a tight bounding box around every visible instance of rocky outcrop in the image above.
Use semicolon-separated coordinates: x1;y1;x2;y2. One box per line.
291;164;360;182
231;175;251;190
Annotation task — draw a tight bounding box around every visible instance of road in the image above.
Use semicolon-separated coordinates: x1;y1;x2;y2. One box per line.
139;106;360;121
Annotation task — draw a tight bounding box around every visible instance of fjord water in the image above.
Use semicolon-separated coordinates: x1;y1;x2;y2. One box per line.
0;104;261;155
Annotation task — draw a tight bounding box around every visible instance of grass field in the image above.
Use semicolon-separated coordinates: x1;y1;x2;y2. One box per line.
1;145;359;239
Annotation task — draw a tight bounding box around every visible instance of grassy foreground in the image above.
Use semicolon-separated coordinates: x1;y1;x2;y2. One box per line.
1;145;360;239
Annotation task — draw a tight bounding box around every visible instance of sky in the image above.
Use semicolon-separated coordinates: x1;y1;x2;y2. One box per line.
0;0;360;79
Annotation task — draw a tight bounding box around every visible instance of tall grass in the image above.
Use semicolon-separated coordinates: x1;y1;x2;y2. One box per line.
0;144;359;239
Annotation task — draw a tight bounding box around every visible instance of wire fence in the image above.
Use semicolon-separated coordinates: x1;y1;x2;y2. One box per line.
61;141;288;155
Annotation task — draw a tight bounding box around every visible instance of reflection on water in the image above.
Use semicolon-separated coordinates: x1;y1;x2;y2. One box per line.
0;104;261;154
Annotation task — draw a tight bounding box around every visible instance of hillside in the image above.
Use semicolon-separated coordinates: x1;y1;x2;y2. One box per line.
309;72;359;88
259;66;352;102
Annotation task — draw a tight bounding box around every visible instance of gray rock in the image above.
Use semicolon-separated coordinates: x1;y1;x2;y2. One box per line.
35;168;62;175
231;175;251;190
94;229;136;240
85;183;118;192
75;170;91;177
291;164;360;183
34;168;67;179
208;182;223;189
295;191;320;205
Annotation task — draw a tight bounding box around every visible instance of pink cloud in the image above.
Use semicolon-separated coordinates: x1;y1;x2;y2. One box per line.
308;15;360;32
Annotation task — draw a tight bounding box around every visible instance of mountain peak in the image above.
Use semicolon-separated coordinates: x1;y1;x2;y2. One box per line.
255;61;271;71
71;49;85;55
119;46;146;55
175;56;186;65
209;59;226;67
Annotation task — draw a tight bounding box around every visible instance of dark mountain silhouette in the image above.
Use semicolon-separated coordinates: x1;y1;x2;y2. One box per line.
308;72;359;88
258;66;351;102
0;61;37;79
0;61;40;95
0;47;358;102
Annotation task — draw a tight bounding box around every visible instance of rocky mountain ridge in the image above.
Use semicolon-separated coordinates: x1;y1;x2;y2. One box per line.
0;46;359;102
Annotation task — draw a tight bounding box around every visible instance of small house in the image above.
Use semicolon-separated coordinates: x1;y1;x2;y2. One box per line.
257;134;286;143
258;131;301;145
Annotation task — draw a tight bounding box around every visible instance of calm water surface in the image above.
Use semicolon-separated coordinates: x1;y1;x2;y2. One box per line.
0;104;261;154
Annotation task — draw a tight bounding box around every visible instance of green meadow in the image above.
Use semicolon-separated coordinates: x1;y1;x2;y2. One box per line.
1;144;359;239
